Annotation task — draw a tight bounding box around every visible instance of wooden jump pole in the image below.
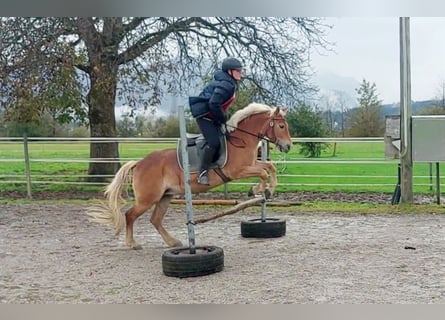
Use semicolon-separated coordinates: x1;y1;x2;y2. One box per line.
171;199;238;206
171;198;302;207
194;197;265;224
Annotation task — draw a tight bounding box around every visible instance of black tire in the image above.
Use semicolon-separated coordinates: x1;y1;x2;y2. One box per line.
241;218;286;238
162;246;224;278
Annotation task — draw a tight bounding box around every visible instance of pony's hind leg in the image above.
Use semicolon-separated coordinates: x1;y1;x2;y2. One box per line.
125;203;153;250
150;195;183;247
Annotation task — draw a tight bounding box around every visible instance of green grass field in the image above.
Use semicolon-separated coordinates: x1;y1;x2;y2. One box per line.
0;140;441;195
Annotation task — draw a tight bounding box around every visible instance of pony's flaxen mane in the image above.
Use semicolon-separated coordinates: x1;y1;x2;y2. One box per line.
227;103;278;132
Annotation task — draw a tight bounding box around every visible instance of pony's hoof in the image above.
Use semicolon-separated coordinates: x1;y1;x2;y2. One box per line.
247;186;254;197
171;240;183;247
264;189;272;199
131;244;143;250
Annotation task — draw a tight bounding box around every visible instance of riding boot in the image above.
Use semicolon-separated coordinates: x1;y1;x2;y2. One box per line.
198;145;217;185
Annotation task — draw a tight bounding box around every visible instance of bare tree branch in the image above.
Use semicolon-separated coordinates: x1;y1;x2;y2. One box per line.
0;16;332;177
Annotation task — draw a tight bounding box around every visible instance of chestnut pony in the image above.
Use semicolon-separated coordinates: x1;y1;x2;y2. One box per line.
88;102;292;249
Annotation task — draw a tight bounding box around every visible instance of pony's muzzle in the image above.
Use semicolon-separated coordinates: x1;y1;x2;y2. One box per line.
276;141;291;153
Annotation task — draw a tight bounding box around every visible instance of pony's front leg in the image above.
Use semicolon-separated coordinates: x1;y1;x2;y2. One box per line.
255;160;277;194
233;165;269;197
247;161;277;198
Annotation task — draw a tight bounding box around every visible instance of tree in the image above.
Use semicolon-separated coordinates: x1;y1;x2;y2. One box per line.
319;94;336;136
228;81;263;116
335;90;350;137
287;103;328;157
428;78;445;114
116;114;137;137
134;115;148;137
346;79;383;137
0;17;330;180
152;116;181;138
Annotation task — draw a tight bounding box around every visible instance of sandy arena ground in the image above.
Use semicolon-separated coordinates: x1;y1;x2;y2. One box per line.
0;202;443;303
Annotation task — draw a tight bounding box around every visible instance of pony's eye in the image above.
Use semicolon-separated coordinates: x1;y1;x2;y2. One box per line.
279;124;285;129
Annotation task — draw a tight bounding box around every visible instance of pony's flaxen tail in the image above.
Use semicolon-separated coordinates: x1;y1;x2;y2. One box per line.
87;160;139;235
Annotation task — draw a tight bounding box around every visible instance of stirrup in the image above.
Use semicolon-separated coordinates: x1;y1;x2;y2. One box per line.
197;170;210;185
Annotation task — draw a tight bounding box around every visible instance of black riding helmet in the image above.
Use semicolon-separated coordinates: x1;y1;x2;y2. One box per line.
221;57;243;72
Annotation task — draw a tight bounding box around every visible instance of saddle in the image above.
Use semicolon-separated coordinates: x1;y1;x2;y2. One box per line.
176;134;228;173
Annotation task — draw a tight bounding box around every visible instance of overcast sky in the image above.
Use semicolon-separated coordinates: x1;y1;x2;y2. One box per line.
311;17;445;104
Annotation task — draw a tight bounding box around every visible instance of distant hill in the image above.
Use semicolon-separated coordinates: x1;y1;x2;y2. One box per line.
320;99;437;131
382;100;436;116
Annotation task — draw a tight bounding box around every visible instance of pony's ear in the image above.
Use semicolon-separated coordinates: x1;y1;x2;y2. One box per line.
274;106;288;116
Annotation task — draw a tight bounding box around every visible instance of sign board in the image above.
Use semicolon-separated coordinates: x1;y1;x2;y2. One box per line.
412;115;445;162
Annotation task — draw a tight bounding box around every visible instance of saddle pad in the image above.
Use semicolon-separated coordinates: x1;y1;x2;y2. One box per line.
177;134;228;173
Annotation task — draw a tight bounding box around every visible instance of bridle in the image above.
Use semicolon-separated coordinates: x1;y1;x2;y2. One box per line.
225;116;285;148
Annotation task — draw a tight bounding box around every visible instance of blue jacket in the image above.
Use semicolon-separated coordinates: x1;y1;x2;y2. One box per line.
189;70;237;123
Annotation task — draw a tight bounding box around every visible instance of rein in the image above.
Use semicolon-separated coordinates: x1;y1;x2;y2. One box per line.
225;124;271;142
225;117;282;147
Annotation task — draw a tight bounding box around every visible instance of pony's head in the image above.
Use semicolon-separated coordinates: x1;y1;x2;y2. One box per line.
227;103;292;153
266;106;292;153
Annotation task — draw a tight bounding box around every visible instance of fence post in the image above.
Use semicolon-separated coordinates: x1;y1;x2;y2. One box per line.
399;17;414;203
23;134;32;199
436;163;440;205
429;162;433;192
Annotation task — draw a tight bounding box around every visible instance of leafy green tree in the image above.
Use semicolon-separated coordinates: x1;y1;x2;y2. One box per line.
287;103;328;157
346;79;383;137
1;121;46;137
152;116;180;138
116;114;137;137
134;115;147;137
69;126;90;138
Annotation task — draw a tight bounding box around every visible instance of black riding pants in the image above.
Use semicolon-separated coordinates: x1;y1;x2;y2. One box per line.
196;117;222;150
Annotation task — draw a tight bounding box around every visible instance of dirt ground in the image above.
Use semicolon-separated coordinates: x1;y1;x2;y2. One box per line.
0;201;444;304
